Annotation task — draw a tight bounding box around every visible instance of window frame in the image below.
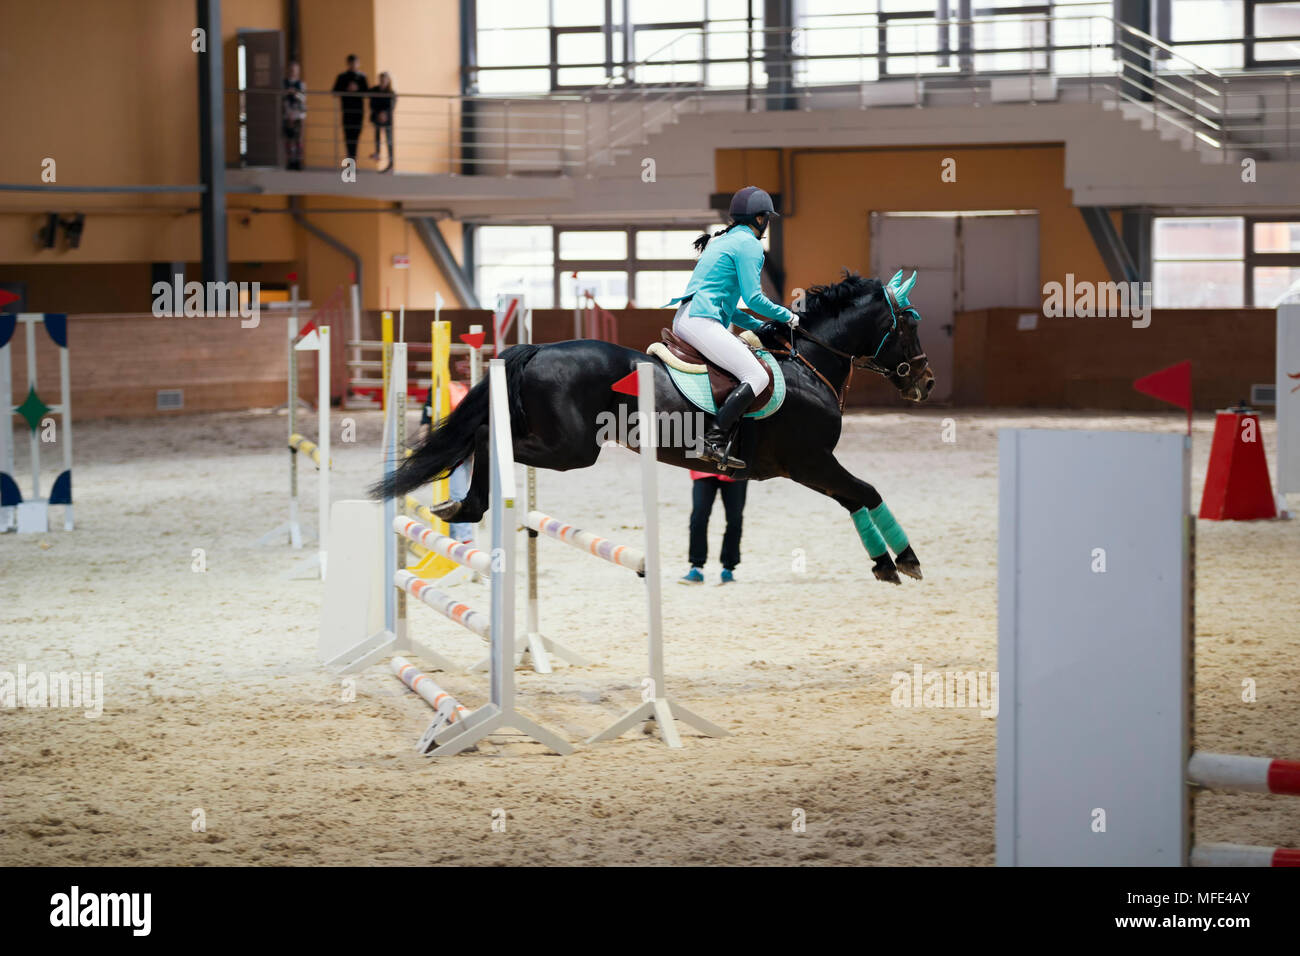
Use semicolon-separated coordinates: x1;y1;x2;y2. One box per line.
1246;0;1300;68
1152;214;1300;308
552;224;703;307
1246;215;1300;305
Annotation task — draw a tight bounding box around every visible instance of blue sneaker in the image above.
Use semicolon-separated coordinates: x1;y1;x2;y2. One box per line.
720;569;737;584
679;567;704;585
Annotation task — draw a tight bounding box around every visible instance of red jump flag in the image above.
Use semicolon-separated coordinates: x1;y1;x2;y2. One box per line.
611;370;639;396
459;331;486;349
1134;360;1193;434
0;289;20;308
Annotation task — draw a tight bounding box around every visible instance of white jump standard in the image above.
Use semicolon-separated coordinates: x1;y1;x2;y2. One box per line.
257;282;331;579
564;363;727;748
327;348;572;756
1;312;73;534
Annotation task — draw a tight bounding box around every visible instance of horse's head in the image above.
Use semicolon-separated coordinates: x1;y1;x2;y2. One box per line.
799;271;935;403
872;270;935;403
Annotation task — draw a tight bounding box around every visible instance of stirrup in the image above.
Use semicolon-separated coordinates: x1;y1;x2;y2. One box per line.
701;436;745;471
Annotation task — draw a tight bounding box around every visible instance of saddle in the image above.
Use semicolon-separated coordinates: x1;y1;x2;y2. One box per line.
648;326;775;414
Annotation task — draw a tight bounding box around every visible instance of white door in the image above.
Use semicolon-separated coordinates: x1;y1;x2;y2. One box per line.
871;213;1039;402
960;215;1040;311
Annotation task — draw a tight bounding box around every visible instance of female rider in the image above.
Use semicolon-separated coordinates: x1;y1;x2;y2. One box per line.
667;186;797;470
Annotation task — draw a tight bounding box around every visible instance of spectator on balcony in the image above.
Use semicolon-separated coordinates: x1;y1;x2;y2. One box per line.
282;61;306;171
331;54;369;163
369;72;396;173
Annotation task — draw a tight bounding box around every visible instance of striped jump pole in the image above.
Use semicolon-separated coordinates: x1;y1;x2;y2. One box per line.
1191;844;1300;868
391;656;469;740
288;434;325;467
394;570;490;641
392;515;492;574
525;511;646;574
1188;752;1300;796
1186;753;1300;867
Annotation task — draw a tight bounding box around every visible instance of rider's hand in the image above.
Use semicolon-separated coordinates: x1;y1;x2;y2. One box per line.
787;313;800;329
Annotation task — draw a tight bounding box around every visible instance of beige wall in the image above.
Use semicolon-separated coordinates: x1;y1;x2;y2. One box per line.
0;0;470;312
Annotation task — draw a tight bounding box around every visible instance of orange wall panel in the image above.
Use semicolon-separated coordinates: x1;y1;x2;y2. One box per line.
717;145;1111;296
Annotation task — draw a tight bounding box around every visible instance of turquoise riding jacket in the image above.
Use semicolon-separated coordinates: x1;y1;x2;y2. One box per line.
667;225;795;331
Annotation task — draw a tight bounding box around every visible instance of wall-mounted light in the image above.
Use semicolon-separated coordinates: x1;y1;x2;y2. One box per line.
37;213;58;249
60;214;86;249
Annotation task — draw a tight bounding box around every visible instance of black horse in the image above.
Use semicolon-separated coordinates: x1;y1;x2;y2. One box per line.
377;271;935;584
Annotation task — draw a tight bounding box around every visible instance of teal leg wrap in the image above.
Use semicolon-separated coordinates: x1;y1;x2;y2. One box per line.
869;502;909;554
851;506;888;559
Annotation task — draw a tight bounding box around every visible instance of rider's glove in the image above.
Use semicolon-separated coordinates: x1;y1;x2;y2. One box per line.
787;313;800;329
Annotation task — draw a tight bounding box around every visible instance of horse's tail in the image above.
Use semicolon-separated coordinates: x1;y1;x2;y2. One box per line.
369;344;540;501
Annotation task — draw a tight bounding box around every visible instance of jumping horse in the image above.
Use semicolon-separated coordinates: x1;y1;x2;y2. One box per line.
376;270;934;584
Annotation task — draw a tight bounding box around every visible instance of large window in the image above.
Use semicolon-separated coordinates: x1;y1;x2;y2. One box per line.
474;226;555;307
1153;216;1300;307
474;225;716;309
1251;220;1300;304
473;0;760;93
471;1;1291;95
1153;217;1245;307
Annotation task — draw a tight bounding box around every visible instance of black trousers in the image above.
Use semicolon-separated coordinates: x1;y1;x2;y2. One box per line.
689;477;747;570
342;115;363;160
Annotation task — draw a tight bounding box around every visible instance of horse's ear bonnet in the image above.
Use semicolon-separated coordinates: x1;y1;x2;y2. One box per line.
885;270;921;319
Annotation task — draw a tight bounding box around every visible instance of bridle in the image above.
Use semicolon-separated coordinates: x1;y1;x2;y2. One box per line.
771;287;927;408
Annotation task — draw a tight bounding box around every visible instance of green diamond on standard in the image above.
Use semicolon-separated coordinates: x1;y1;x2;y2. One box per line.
16;386;51;433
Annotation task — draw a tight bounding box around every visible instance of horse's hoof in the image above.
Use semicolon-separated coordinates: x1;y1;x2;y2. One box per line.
429;499;462;520
872;557;901;585
895;546;922;580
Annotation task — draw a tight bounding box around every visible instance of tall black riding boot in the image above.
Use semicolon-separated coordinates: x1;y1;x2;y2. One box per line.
700;382;754;471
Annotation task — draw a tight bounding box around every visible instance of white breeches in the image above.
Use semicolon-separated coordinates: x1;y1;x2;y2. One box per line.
672;302;768;395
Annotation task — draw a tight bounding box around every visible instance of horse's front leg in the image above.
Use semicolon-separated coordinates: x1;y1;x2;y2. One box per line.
791;454;922;585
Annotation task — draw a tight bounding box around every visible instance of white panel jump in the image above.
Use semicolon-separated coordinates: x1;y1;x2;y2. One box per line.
997;428;1300;866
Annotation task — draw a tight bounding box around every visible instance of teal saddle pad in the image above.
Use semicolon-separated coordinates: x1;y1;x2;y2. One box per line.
661;349;786;419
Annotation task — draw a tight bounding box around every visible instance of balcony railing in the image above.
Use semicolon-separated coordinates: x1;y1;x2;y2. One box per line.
225;13;1300;178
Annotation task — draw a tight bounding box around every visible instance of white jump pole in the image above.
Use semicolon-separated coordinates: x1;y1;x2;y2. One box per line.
587;362;728;748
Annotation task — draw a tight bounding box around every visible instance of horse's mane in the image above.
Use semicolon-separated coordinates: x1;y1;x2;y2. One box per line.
803;271;882;319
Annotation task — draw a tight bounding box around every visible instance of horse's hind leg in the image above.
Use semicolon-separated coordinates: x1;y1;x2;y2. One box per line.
429;424;490;523
791;454;922;585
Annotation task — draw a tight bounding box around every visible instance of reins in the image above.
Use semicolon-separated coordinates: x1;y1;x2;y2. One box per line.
766;316;927;412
